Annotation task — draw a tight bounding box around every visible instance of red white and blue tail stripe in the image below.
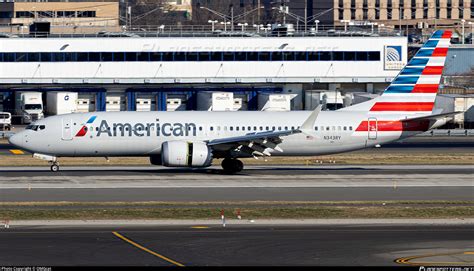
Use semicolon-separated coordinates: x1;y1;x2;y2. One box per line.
369;30;452;114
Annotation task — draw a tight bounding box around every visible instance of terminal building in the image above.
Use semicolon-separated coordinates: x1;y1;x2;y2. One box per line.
0;1;120;34
0;34;407;114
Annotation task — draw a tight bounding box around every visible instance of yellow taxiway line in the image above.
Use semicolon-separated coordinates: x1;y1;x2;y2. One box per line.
112;231;185;267
395;251;474;266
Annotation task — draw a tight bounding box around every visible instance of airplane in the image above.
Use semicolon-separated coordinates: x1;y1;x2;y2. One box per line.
9;30;458;173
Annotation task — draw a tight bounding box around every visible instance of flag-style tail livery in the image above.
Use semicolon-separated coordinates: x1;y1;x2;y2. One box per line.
344;29;452;115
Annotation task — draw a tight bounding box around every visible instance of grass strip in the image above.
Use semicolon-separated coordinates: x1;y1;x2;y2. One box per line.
0;206;473;220
0;200;473;207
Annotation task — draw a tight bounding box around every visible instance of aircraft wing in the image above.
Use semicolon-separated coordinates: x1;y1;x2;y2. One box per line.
207;106;321;157
208;129;301;157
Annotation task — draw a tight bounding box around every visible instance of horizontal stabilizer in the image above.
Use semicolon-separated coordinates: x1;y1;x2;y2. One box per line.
401;111;462;122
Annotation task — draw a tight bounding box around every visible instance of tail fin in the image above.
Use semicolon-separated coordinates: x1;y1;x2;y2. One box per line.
344;30;452;114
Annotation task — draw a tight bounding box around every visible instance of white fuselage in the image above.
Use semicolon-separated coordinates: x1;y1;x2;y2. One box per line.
10;110;413;158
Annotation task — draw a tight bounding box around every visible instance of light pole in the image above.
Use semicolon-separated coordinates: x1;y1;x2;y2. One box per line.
237;23;248;32
461;19;466;44
340;20;350;32
230;5;234;31
260;26;271;34
253;24;262;33
368;22;377;34
315;20;320;33
220;21;230;32
208;20;218;32
201;5;263;33
304;0;308;32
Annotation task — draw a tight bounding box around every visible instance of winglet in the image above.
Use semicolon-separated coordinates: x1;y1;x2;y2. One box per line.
300;105;321;132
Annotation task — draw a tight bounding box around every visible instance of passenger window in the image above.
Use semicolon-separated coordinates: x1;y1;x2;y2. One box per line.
199;127;203;131
253;126;257;131
210;126;214;131
368;52;380;61
285;126;288;130
272;126;275;130
198;52;210;61
271;52;283;61
114;52;125;61
174;52;186;61
344;52;356;61
137;52;149;61
265;126;269;130
259;126;263;131
89;52;100;61
333;52;344;61
338;126;341;130
210;52;222;61
314;127;318;131
278;127;282;131
349;126;353;131
187;52;198;61
247;52;258;61
356;52;368;61
236;126;240;131
223;52;234;61
235;52;246;61
319;52;331;60
283;52;294;61
326;127;330;131
248;126;251;131
230;127;233;131
150;52;161;61
258;52;270;61
162;52;173;61
295;52;307;61
291;126;295;130
308;52;318;61
343;126;347;131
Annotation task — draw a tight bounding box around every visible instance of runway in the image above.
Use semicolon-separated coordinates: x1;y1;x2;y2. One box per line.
0;225;472;266
1;136;473;155
0;165;472;202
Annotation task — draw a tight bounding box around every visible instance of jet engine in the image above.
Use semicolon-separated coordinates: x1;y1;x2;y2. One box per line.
161;141;213;167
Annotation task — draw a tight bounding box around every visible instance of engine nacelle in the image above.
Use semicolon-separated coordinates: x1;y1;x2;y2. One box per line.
161;141;213;167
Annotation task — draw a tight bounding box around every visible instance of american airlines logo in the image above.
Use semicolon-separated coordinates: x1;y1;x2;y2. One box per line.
96;120;197;137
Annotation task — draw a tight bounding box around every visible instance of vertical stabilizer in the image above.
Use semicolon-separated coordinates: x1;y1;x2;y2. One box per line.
344;30;452;114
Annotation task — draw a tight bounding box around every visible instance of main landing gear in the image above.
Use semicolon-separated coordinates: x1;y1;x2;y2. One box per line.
221;158;244;174
50;162;60;172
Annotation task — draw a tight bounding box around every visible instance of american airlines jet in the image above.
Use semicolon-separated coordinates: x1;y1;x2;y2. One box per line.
9;30;457;173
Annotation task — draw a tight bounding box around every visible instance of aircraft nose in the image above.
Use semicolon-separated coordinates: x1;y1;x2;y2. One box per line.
8;133;23;148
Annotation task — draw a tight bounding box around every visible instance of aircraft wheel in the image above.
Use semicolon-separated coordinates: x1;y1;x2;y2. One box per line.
50;164;59;172
221;158;244;174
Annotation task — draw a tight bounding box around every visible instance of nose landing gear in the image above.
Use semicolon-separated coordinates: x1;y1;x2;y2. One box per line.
221;158;244;174
50;162;59;172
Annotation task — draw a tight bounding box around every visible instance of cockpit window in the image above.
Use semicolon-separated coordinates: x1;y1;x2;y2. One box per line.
25;125;45;131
